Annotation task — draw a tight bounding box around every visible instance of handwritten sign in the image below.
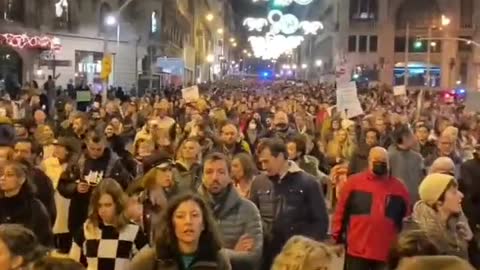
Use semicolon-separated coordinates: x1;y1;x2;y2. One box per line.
393;85;407;96
182;85;200;103
336;81;364;118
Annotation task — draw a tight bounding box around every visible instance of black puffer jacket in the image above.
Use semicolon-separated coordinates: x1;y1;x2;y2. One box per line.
0;182;53;246
57;148;132;234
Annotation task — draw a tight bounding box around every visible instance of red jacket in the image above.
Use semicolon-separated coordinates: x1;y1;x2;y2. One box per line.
331;171;410;262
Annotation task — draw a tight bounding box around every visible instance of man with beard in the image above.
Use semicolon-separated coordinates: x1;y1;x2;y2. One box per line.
214;123;251;159
66;113;88;152
13;139;56;224
349;128;380;175
332;147;410;270
199;152;263;270
251;138;328;270
57;132;132;235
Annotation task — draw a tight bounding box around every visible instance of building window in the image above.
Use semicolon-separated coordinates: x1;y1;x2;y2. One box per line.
369;35;377;52
358;35;367;52
54;0;70;30
1;0;25;23
99;3;112;33
350;0;377;20
394;37;406;52
151;11;158;33
460;0;473;28
348;35;357;52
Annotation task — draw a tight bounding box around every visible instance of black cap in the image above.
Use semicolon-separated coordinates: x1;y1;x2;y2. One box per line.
52;137;75;152
155;157;173;170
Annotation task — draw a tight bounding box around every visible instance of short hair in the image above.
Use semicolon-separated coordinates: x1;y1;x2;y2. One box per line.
287;135;307;155
86;131;106;144
388;230;440;269
394;124;413;145
256;138;288;159
0;224;48;267
203;152;231;172
415;124;431;132
365;128;380;140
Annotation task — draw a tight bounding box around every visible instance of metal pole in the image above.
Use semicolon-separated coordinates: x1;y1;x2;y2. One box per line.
116;23;120;87
103;34;108;104
404;22;409;87
426;26;432;88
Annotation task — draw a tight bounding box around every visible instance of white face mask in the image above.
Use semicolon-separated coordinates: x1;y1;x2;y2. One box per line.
249;123;257;130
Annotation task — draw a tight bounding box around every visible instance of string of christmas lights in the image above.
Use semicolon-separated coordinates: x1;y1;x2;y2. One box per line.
0;33;61;50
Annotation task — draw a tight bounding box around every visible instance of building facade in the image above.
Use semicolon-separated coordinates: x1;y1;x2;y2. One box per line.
336;0;480;90
0;0;232;95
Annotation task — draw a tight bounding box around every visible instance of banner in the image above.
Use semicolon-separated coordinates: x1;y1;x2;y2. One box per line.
182;85;200;103
393;85;407;96
336;81;364;118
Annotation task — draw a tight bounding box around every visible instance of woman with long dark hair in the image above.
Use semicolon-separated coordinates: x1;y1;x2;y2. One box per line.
69;179;148;270
129;192;231;270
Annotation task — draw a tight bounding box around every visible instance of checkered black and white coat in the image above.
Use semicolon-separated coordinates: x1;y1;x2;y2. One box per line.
70;222;148;270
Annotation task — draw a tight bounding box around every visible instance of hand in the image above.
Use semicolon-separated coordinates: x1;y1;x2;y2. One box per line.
330;244;345;257
77;182;90;193
234;235;254;252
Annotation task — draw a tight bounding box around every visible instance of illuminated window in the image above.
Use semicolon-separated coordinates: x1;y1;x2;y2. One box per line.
151;11;158;33
350;0;377;21
1;0;25;23
55;0;70;29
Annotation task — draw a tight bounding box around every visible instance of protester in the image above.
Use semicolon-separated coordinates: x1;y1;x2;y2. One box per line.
231;152;257;198
0;161;54;246
58;132;132;235
30;257;85;270
388;125;425;203
199;152;263;269
129;193;231;270
271;235;336;270
0;224;49;270
251;138;329;270
69;179;148;270
396;256;475;270
404;173;469;259
332;147;410;270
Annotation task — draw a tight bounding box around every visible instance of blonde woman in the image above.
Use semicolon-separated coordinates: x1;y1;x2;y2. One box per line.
271;235;336;270
326;129;356;166
69;179;148;270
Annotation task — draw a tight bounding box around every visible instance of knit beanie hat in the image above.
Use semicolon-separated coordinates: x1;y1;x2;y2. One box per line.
418;173;456;206
396;256;474;270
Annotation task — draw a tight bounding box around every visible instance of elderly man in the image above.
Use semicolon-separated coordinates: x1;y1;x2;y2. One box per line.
332;147;410;270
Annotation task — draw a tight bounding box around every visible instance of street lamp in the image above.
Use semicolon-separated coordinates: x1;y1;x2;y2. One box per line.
441;15;451;26
301;64;308;69
105;15;117;26
315;59;323;67
292;64;297;70
243;49;247;54
206;13;214;22
217;28;224;34
232;43;237;47
230;38;236;43
247;53;252;57
206;54;215;63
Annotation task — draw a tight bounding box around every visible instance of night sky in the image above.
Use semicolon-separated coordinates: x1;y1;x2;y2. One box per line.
231;0;268;46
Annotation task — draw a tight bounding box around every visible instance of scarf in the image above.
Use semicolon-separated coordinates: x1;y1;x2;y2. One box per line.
412;201;468;258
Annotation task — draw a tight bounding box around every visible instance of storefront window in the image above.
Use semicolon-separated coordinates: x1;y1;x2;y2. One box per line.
1;0;25;23
75;50;103;92
54;0;70;30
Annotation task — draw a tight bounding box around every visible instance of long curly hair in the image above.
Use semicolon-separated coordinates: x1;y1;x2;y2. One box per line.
271;235;334;270
153;192;222;260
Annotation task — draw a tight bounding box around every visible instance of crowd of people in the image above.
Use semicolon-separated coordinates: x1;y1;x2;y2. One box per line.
0;79;479;270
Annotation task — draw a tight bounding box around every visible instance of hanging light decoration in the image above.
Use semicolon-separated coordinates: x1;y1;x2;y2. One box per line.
251;0;313;6
0;33;61;50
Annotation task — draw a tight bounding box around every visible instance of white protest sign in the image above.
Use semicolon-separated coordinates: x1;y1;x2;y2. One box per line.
336;81;364;118
393;85;407;96
182;85;200;103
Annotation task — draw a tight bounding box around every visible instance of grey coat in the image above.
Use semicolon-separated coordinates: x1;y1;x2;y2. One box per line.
388;146;426;203
199;185;263;270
